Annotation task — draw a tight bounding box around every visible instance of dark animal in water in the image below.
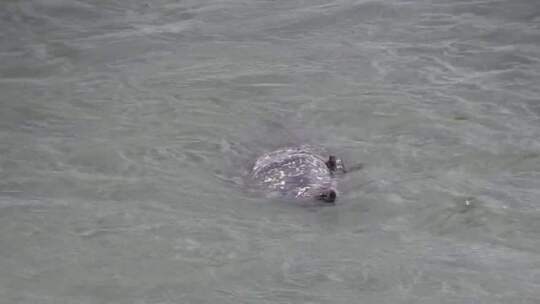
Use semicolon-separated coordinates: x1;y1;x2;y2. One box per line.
250;145;347;203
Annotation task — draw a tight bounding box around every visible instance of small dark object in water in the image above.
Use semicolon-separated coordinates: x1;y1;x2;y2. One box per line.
318;189;337;203
325;155;337;172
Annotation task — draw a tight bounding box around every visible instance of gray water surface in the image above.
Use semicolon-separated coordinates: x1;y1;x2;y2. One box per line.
1;0;540;303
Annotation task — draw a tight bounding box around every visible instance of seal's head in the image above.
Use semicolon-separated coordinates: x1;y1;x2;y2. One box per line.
318;189;336;203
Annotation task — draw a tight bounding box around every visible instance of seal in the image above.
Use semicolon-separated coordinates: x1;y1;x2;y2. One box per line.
250;145;346;203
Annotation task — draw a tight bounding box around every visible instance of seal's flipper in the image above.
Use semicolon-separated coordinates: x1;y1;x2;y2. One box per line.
326;155;348;175
325;155;337;172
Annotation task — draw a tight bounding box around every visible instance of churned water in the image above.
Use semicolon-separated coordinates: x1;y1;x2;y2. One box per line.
1;0;540;303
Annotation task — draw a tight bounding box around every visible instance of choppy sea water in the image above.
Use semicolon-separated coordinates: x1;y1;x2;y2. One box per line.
1;0;539;303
